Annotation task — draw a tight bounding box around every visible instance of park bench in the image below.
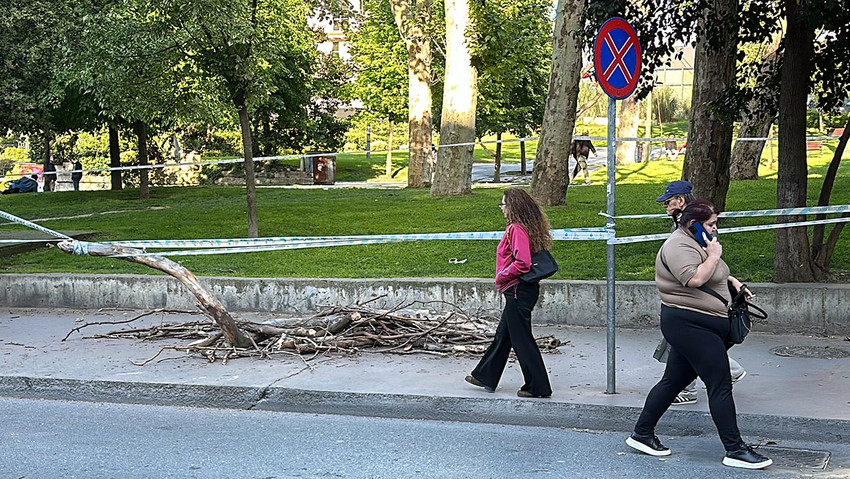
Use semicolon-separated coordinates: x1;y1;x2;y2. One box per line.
829;127;845;137
806;141;822;153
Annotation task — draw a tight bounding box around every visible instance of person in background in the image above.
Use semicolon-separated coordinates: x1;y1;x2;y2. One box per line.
569;130;596;185
2;174;39;194
465;188;553;399
71;159;83;191
626;199;771;470
43;157;57;192
653;180;746;406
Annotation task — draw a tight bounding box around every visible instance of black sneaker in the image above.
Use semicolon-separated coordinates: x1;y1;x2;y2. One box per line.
722;445;773;469
625;432;671;456
465;375;495;392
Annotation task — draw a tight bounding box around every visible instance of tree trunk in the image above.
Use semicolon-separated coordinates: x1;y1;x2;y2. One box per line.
773;0;816;282
520;140;527;175
237;103;259;238
42;134;52;192
430;0;477;197
493;132;502;182
730;48;781;180
386;119;394;177
681;0;737;211
810;120;850;279
55;240;253;348
133;121;149;200
389;0;434;188
528;0;586;206
730;116;773;180
109;125;122;190
641;91;652;163
615;95;639;165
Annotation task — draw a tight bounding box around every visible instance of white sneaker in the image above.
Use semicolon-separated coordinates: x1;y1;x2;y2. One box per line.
670;393;697;406
732;370;747;384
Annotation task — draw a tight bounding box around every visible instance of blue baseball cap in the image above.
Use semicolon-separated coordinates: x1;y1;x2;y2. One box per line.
656;180;692;202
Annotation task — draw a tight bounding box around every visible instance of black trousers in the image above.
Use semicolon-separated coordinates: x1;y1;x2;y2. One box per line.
471;282;552;396
634;305;744;451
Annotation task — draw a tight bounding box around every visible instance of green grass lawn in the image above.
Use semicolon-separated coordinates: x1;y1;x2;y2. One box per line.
1;142;847;282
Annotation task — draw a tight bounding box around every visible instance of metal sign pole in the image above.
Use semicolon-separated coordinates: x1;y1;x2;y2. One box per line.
606;97;617;394
594;16;640;396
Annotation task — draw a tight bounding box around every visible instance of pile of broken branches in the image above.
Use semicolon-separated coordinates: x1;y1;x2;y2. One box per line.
65;302;562;365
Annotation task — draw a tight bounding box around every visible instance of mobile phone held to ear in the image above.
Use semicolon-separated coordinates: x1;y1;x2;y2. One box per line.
688;222;712;247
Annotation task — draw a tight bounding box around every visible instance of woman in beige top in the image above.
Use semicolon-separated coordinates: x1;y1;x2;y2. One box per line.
625;199;772;470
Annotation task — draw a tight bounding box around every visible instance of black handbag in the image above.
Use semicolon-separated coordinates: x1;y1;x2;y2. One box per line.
520;249;559;282
726;283;768;344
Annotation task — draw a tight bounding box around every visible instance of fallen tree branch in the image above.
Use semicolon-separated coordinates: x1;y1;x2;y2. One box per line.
73;303;564;363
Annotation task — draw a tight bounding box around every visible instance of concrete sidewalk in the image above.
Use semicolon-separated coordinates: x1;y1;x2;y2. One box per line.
1;308;848;443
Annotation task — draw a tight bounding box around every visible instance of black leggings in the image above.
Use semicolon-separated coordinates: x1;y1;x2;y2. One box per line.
471;282;551;396
634;305;744;451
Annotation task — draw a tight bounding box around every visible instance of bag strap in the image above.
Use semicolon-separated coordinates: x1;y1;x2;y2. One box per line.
659;249;728;308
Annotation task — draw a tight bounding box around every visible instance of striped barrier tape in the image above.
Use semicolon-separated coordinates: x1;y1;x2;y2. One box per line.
108;228;613;257
612;204;850;220
0;210;71;240
0;239;60;244
106;227;610;250
610;216;850;245
111;228;611;257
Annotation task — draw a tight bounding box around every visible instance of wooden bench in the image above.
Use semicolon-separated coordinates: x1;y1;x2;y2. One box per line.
829;127;845;137
806;141;822;152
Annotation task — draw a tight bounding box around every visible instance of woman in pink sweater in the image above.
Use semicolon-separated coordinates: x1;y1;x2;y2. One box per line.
465;188;553;398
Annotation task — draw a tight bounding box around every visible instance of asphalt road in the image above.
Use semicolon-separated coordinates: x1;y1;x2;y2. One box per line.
2;397;847;479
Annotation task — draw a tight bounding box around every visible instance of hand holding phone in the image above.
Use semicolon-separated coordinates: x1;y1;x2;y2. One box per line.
688;222;713;248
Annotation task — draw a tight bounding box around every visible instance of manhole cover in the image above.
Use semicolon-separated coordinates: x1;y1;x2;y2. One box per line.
770;345;850;359
757;446;831;470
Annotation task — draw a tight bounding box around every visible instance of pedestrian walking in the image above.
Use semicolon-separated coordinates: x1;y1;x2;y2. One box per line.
43;158;57;192
465;188;553;398
71;159;83;191
653;181;747;406
569;130;596;185
626;199;772;470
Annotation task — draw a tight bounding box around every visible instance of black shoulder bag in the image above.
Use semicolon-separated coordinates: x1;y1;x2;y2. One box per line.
660;253;766;344
520;249;559;282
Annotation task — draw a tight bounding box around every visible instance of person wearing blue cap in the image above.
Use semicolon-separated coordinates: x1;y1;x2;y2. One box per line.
651;180;746;406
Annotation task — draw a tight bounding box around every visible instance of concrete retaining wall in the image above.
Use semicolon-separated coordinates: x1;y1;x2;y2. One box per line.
0;274;847;334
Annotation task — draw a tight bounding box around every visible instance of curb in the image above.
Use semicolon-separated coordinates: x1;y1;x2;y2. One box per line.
0;375;845;444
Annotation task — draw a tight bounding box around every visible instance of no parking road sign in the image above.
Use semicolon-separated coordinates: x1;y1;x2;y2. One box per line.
593;17;641;99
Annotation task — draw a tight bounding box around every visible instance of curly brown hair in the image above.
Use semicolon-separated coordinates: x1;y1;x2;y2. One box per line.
503;188;552;253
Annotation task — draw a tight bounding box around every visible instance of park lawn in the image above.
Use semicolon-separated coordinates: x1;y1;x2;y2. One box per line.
0;145;847;282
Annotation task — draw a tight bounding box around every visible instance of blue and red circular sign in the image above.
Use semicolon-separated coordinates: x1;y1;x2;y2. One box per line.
593;17;642;100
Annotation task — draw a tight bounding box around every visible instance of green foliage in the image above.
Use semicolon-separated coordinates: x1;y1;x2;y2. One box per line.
0;147;29;176
345;0;409;123
0;147;29;163
182;129;244;157
343;112;409;151
653;87;690;123
469;0;552;138
0;0;72;133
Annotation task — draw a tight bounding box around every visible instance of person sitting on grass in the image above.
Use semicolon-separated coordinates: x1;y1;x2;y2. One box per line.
2;175;39;195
